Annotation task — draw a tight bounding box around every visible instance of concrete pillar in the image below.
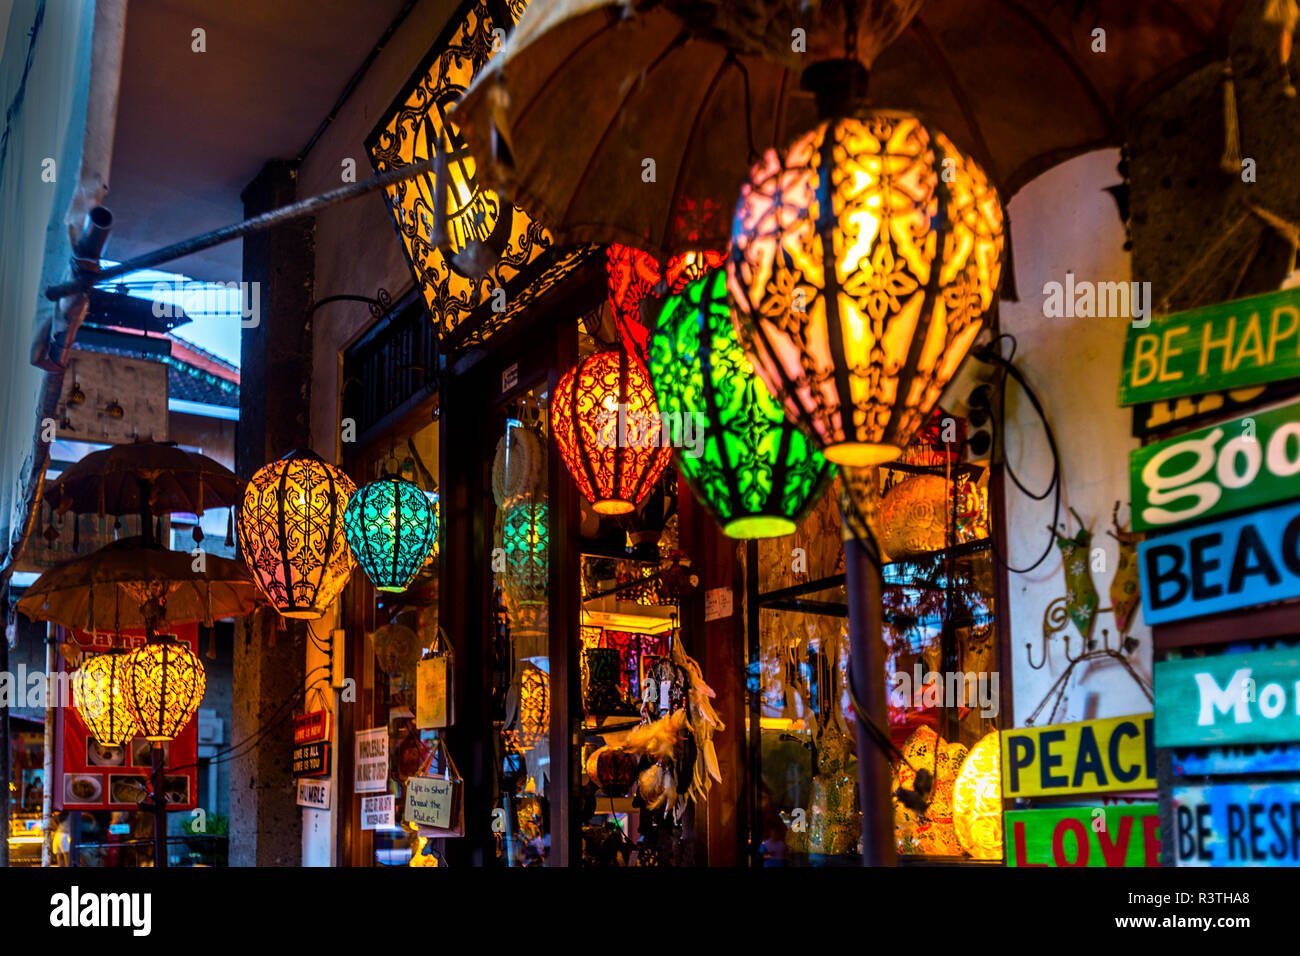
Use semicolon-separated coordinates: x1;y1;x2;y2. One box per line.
230;160;315;867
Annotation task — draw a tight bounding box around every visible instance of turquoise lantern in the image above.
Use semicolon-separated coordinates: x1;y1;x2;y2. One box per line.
344;477;438;592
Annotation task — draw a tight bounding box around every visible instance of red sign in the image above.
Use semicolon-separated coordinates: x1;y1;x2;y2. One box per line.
55;624;200;812
294;709;332;745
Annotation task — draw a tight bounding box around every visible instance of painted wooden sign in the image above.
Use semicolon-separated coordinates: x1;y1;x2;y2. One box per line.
1154;647;1300;747
296;778;331;811
1006;804;1161;867
1001;714;1156;798
1132;380;1300;438
1139;499;1300;625
1129;400;1300;531
1172;743;1300;777
291;740;330;778
1119;286;1300;406
1173;783;1300;866
404;775;457;829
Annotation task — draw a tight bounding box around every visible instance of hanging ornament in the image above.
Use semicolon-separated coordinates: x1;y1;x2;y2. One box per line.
71;651;138;748
123;639;206;741
877;474;951;559
238;450;356;619
648;267;833;538
551;348;671;516
491;424;544;507
344;476;439;593
606;243;726;363
728;110;1004;466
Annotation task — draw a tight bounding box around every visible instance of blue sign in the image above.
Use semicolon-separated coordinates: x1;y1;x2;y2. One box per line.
1172;744;1300;777
1138;499;1300;625
1173;782;1300;866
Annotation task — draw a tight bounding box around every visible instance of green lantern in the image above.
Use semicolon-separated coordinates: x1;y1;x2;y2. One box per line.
648;268;833;538
344;477;438;592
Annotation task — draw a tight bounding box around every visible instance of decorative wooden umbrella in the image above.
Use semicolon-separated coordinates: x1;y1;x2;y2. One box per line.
453;0;1244;260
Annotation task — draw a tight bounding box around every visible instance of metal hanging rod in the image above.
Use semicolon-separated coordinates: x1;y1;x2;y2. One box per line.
43;155;438;301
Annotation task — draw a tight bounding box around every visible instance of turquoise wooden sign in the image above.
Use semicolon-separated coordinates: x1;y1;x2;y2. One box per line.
1155;647;1300;747
1173;783;1300;866
1138;498;1300;625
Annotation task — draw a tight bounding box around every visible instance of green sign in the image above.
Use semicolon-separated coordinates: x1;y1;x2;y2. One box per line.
1006;804;1161;867
1119;286;1300;406
1129;399;1300;531
1154;647;1300;747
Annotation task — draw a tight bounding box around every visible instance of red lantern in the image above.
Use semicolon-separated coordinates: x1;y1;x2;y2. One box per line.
605;244;725;362
551;349;671;515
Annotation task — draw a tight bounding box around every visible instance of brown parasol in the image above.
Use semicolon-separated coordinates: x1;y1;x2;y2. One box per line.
16;536;261;639
46;440;241;519
453;0;1245;261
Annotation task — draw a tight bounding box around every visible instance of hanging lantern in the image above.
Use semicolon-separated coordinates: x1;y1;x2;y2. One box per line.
123;639;206;741
71;651;138;748
728;111;1004;466
238;450;357;619
508;664;550;753
606;244;726;362
344;477;439;593
648;268;833;538
501;494;548;607
551;349;671;516
953;730;1003;859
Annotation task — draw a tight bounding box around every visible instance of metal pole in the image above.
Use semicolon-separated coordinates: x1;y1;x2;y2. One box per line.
844;536;897;866
41;625;55;867
43;156;437;302
151;744;167;868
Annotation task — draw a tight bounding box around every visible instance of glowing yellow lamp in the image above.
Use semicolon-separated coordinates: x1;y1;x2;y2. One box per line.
953;730;1003;860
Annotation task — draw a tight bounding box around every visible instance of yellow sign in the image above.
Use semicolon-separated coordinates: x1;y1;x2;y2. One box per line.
1001;714;1155;798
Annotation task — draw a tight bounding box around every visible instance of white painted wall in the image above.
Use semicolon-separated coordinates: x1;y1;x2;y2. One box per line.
999;149;1155;726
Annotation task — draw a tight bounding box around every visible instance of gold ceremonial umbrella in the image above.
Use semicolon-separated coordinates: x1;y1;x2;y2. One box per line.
46;440;242;519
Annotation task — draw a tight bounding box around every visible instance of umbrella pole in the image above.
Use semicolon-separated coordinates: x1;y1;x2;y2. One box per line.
151;743;167;868
845;536;898;866
138;478;153;548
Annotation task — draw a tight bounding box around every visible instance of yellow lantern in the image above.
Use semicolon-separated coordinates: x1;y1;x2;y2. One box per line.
71;652;138;748
238;450;357;619
953;730;1003;859
123;639;206;741
728;111;1004;466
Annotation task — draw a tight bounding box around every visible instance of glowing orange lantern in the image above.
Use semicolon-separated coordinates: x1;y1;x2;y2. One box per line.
728;111;1004;467
606;244;725;362
123;639;206;741
238;450;357;619
953;730;1003;859
551;349;671;515
71;652;138;748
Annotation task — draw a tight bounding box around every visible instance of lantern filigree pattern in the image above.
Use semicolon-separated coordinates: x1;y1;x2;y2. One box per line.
344;477;438;593
507;664;549;753
728;111;1004;466
501;495;548;607
607;244;726;362
648;268;833;538
366;0;587;349
71;652;137;748
123;640;206;741
238;451;356;619
953;730;1003;859
551;349;671;515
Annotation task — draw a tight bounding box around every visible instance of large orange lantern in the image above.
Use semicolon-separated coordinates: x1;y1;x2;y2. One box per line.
606;244;725;362
551;349;671;515
238;450;356;619
71;652;138;748
728;111;1004;466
